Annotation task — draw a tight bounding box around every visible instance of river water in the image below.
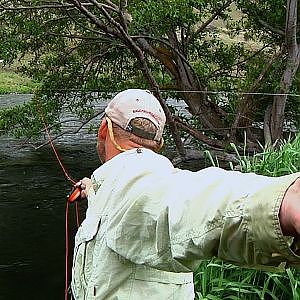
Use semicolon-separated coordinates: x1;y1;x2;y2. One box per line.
0;94;102;299
0;94;207;299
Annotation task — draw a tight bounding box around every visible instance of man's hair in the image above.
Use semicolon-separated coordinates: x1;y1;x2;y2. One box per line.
112;118;162;152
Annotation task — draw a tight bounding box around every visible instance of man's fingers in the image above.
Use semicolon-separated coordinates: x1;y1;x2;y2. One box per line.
73;177;92;199
75;179;88;190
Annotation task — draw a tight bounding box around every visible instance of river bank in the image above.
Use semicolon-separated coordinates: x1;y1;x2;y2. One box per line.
0;67;37;94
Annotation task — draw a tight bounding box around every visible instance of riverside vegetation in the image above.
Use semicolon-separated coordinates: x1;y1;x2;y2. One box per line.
0;68;37;94
0;1;299;152
196;135;300;300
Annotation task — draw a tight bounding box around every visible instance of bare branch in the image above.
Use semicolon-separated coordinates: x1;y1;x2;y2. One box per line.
69;0;120;37
119;0;129;31
119;0;127;12
0;1;118;12
34;110;104;149
230;47;284;141
137;37;179;81
263;103;272;146
88;0;125;35
42;16;70;25
113;28;186;154
0;2;92;10
64;7;106;37
175;118;224;149
168;30;194;87
103;0;118;10
248;48;284;93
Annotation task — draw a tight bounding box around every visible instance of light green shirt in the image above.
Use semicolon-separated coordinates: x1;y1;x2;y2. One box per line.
71;148;300;299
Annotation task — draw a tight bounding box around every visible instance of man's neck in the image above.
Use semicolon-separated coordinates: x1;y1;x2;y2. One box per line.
105;138;143;162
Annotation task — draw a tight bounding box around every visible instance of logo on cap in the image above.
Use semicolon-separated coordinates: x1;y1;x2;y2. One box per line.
132;109;162;125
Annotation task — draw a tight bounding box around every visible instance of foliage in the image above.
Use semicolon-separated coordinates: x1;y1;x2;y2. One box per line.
198;135;300;299
129;0;199;35
236;0;286;43
0;1;299;149
0;70;38;94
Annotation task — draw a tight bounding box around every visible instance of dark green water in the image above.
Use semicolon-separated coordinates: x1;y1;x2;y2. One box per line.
0;138;99;299
0;94;100;299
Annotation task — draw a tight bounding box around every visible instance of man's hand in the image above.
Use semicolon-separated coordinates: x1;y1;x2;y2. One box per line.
280;178;300;237
74;177;92;199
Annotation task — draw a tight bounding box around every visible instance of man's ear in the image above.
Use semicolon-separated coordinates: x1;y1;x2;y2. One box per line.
98;118;108;140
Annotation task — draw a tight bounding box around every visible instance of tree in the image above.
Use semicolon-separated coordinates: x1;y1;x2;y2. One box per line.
235;0;300;145
0;0;299;154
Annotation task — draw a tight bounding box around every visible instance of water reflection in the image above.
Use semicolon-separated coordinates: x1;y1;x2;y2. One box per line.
0;93;33;107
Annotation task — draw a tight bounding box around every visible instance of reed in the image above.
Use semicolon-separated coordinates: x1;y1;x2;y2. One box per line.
229;134;300;176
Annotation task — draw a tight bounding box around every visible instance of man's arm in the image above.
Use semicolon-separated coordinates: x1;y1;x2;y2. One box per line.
104;168;300;272
78;175;300;239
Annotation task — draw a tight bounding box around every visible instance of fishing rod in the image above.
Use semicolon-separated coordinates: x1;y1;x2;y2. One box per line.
37;100;83;202
36;100;84;300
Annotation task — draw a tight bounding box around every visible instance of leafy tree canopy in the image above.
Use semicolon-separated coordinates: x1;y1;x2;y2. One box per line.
0;0;299;153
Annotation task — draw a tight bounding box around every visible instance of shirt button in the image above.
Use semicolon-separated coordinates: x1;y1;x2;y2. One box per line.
136;148;142;154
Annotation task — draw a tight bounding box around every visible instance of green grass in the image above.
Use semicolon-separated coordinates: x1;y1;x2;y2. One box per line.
0;70;38;94
194;259;300;300
229;134;300;176
196;135;300;299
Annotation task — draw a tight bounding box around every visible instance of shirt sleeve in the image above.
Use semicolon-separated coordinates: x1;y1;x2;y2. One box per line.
105;168;300;272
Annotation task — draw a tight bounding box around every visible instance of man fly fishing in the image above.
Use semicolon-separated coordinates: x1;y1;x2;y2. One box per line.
71;89;300;299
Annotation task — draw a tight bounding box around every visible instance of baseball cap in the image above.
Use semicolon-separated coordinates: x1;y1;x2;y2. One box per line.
105;89;166;141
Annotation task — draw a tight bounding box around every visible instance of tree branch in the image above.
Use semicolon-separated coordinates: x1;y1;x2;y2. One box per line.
69;0;120;37
175;119;224;149
168;30;194;87
257;19;285;36
135;38;181;84
33;110;104;149
187;0;234;44
0;1;118;12
285;0;298;50
88;0;129;37
133;35;197;79
45;31;109;41
230;47;284;142
0;2;92;10
86;0;119;12
103;0;118;10
93;8;186;154
119;0;129;31
64;7;108;37
207;43;272;79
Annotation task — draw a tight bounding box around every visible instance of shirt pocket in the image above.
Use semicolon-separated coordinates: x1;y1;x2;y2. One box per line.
130;266;194;300
72;217;101;298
